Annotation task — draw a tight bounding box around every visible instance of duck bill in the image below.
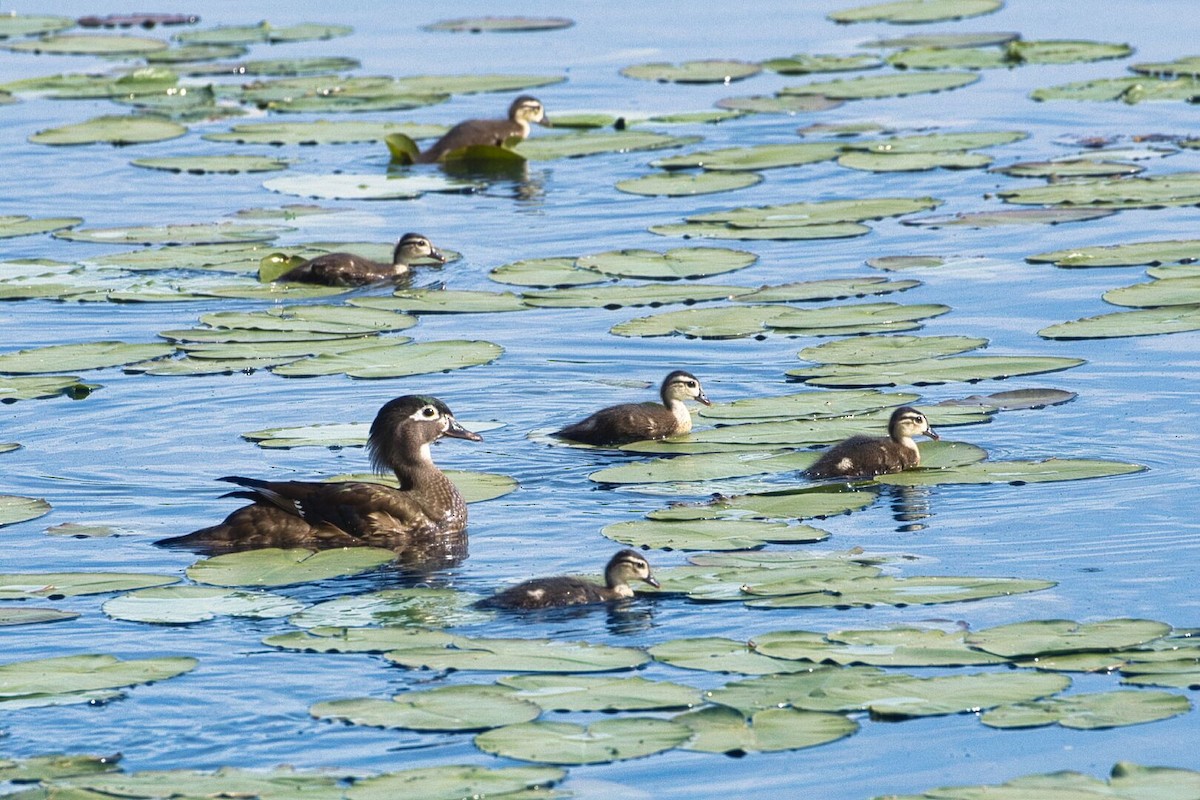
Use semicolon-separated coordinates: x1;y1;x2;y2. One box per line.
644;575;661;589
925;427;940;440
429;247;448;264
696;391;713;407
538;115;552;128
444;417;483;442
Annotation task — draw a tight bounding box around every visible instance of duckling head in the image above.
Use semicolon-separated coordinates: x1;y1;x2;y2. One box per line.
661;370;712;406
889;406;938;443
509;95;549;128
393;233;446;267
606;549;660;591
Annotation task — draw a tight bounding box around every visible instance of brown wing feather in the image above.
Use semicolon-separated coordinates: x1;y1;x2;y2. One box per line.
418;119;522;163
556;402;679;446
481;576;609;610
279;254;390;286
805;435;916;479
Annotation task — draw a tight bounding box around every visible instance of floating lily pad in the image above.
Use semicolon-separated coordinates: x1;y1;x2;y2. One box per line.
102;586;305;624
0;494;42;527
838;151;993;171
354;290;528;314
981;690;1189;730
575;247;757;280
197;303;417;334
0;654;197;698
864;31;1019;48
521;283;744;309
1103;275;1200;307
999;171;1200;208
649;221;871;241
966;619;1172;658
312;685;541;732
1121;660;1200;690
994;159;1143;179
498;674;701;712
0;375;99;402
6;33;168;55
0;341;175;374
0;15;74;39
743;574;1056;609
391;73;565;96
263;626;457;654
0;608;79;627
288;587;491;629
0;215;82;239
183;56;361;77
475;718;690;765
145;43;247;62
652;142;840;172
59;222;286;245
616;171;762;196
30;114;187;146
938;387;1076;411
752;627;1007;667
829;0;1002;24
648;486;877;521
0;572;178;600
516;130;700;160
889;40;1133;70
264;173;477;200
790;354;1084;387
684;196;941;228
1040;306;1200;339
621;60;762;84
678;705;858;754
591;450;817;485
1027;238;1200;268
488;257;609;288
603;518;829;551
877;458;1145;486
799;335;987;365
45;523;116;538
702;388;918;421
131;155;288;174
849;131;1027;154
346;765;566;800
204;120;448;145
424;16;574;33
905;207;1117;227
1032;76;1200;103
734;277;919;305
716;94;845;114
648;637;815;674
764;53;882;74
186;547;396;588
383;636;650;673
782;71;979;99
177;22;353;45
269;339;502;379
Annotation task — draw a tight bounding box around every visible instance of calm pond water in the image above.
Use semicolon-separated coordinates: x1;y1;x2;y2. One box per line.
3;0;1200;797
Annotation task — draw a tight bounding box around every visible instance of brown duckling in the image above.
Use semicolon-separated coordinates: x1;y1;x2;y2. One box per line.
804;406;938;479
278;233;445;286
416;95;549;164
478;549;660;610
555;370;712;446
158;395;481;553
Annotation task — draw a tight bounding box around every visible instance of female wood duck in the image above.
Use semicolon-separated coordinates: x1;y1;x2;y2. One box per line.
555;370;711;446
478;549;660;610
278;233;445;286
416;95;549;163
804;406;938;479
158;396;481;554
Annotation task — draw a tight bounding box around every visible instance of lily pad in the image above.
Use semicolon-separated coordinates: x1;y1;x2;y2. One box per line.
346;765;566;800
521;283;744;309
652;142;841;171
424;17;574;33
45;523;117;538
789;354;1085;387
58;222;286;245
678;705;858;754
0;215;82;239
1028;238;1200;268
145;43;248;62
515;130;700;160
489;257;608;288
575;247;757;280
0;15;74;39
1103;275;1200;307
648;636;816;674
615;171;762;196
752;627;1008;667
906;207;1117;227
799;335;987;365
475;718;691;765
391;73;565;96
176;22;353;45
30;114;187;146
1031;75;1200;103
889;40;1133;70
354;291;527;314
829;0;1003;24
716;94;845;114
590;450;817;485
743;574;1056;609
1040;306;1200;339
312;685;541;731
264;173;477;200
966;619;1172;658
197;304;417;334
186;547;396;588
764;53;883;74
498;674;702;712
839;151;993;171
263;626;456;654
0;572;178;600
649;220;872;241
876;762;1200;799
383;636;650;673
0;654;197;698
204;120;448;145
183;56;361;77
269;339;503;379
782;71;979;99
0;608;79;627
994;159;1142;179
131;155;288;174
102;586;305;624
877;458;1145;486
999;171;1200;208
602;518;830;551
981;690;1189;730
0;341;176;374
6;33;167;55
684;196;941;228
0;375;99;403
701;388;918;421
1121;661;1200;690
621;60;762;83
288;587;492;629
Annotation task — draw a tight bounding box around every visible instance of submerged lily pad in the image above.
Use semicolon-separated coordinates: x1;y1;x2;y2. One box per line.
312;686;541;732
616;171;762;196
30;114;187;146
678;705;858;754
475;718;691;765
575;247;757;280
782;72;979;99
603;518;829;551
131;155;288;174
1040;306;1200;339
0;654;197;698
829;0;1002;24
186;547;396;588
498;674;701;712
621;60;762;84
264;173;477;200
0;495;51;527
0;341;175;374
981;690;1189;730
0;572;178;600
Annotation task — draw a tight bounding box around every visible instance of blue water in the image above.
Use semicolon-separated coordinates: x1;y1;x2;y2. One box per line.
3;1;1200;797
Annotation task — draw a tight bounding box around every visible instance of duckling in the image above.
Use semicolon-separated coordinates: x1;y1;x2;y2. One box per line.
804;405;938;479
278;233;445;286
158;395;481;554
416;95;549;164
554;370;712;446
478;549;660;610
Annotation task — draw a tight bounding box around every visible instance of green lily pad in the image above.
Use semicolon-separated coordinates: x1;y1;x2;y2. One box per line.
782;71;979;99
0;654;197;698
829;0;1002;24
1121;660;1200;690
847;131;1027;154
30;114;187;146
864;31;1019;48
982;690;1189;730
889;40;1133;70
877;458;1145;486
0;754;122;782
489;257;608;288
648;636;816;674
621;60;762;83
0;375;100;402
652;142;841;171
1032;76;1200;103
615;171;762;196
764;53;882;74
799;335;987;365
715;94;845;114
994;159;1143;179
263;626;457;654
204;120;448;146
264;173;477;200
647;486;878;521
1040;306;1200;339
0;341;176;374
59;222;286;245
685;196;941;228
649;220;872;241
58;767;363;800
45;523;116;538
288;587;491;629
354;290;528;314
999;171;1200;208
752;627;1008;667
938;387;1076;411
346;765;565;800
0;572;178;600
102;586;305;624
182;56;361;77
312;685;541;732
1132;55;1200;77
424;16;574;33
701;388;918;421
515;130;700;160
876;762;1200;799
733;277;919;304
6;33;167;55
906;207;1117;227
177;22;353;45
575;247;757;280
591;450;817;485
743;574;1056;609
270;339;503;379
839;151;993;171
602;518;830;551
475;718;690;765
521;283;745;309
0;608;79;627
1028;238;1200;268
677;705;858;754
145;43;247;62
198;304;417;334
130;155;288;174
0;215;82;239
498;674;702;712
1103;275;1200;307
391;73;564;95
790;354;1084;387
383;636;650;673
186;547;396;588
0;15;74;39
966;619;1172;658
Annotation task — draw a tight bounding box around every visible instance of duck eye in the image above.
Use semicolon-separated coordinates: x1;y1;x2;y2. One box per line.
421;406;438;418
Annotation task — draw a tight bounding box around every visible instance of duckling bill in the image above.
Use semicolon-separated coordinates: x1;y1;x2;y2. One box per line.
277;233;445;287
478;549;659;610
158;395;480;555
804;406;938;479
555;370;711;446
